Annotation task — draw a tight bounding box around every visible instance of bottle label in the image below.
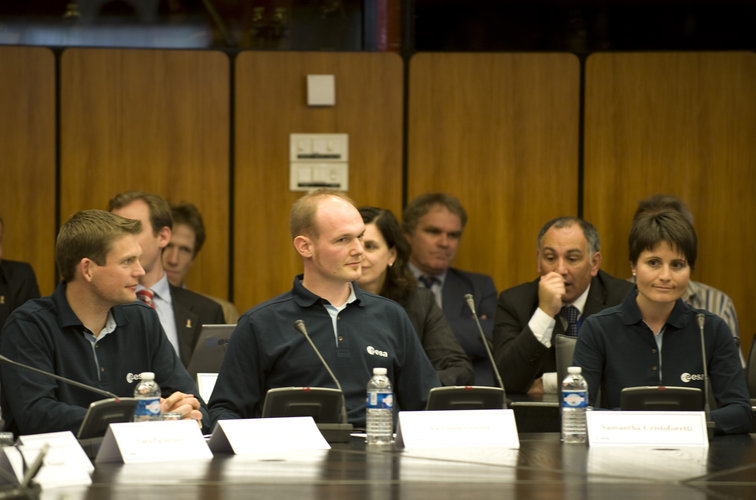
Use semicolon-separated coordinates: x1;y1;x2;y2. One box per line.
366;392;393;410
562;390;587;408
134;397;161;416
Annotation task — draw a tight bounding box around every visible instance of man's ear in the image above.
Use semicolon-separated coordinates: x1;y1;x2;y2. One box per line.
536;249;542;275
80;258;95;283
157;226;171;250
293;235;313;258
590;251;602;277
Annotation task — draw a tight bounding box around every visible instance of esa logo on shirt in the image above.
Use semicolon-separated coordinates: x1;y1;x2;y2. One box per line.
366;345;388;358
680;372;704;383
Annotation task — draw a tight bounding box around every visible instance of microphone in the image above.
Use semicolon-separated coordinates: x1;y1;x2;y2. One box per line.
0;354;118;400
697;313;715;437
465;294;506;391
0;353;138;447
425;294;506;411
293;319;349;426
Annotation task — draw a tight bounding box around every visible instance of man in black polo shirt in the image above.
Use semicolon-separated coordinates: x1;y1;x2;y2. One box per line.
0;210;206;436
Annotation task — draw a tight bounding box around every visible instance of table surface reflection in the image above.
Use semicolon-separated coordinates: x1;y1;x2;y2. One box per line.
40;432;756;500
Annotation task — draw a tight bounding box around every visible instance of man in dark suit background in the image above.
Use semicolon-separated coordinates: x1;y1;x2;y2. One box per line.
403;193;498;386
109;192;225;367
0;216;41;328
493;216;633;395
162;202;240;324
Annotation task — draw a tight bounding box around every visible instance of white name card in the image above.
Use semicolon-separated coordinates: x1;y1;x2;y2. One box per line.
95;420;213;464
395;409;520;449
587;411;709;447
208;417;331;455
18;431;94;474
8;431;93;489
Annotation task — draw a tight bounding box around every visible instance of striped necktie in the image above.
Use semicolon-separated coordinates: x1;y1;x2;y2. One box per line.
136;289;155;309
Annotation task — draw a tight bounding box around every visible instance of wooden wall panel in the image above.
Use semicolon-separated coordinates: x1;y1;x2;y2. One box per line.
0;47;56;295
60;49;230;299
408;53;581;293
584;51;756;354
234;52;404;312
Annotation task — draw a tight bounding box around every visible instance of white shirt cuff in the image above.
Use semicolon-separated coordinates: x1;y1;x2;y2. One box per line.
528;307;557;348
542;372;558;394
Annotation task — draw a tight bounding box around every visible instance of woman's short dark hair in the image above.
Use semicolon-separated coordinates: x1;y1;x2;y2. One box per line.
359;206;416;302
629;209;697;270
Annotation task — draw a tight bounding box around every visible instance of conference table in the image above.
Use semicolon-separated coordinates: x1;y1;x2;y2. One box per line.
49;429;755;499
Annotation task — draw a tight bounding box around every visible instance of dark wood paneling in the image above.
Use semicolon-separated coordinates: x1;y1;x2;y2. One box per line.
408;52;581;292
584;51;756;354
234;52;404;312
0;47;56;295
60;48;230;299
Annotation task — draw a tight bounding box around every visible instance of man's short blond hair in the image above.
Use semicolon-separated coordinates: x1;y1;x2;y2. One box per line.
289;189;357;240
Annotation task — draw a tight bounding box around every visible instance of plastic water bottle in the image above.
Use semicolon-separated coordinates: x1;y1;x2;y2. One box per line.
133;372;162;422
366;367;393;445
561;366;588;444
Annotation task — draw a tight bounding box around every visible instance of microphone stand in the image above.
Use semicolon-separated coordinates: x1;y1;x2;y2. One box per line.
425;295;507;411
465;294;506;394
293;320;353;443
0;353;136;457
697;313;716;440
0;355;118;400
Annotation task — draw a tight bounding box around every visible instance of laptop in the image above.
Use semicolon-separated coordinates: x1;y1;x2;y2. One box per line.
186;324;236;380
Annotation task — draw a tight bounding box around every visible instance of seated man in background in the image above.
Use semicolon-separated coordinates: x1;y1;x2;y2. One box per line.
493;217;633;395
402;193;498;386
0;210;206;436
162;202;239;323
209;189;440;428
0;216;41;329
109;191;225;367
633;194;745;367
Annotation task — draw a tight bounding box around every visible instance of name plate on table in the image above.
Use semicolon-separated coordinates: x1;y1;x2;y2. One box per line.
95;420;212;464
18;431;94;474
396;409;519;449
587;411;709;447
208;417;331;455
1;431;94;489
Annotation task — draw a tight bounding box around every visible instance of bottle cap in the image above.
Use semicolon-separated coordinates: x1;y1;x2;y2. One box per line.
373;367;387;376
567;366;581;374
140;371;155;380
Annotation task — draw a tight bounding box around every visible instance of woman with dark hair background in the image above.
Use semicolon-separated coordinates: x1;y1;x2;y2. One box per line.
573;210;751;434
357;206;474;386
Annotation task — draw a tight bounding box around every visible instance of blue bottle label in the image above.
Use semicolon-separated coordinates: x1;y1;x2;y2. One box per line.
366;392;393;409
562;390;588;408
134;397;161;416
